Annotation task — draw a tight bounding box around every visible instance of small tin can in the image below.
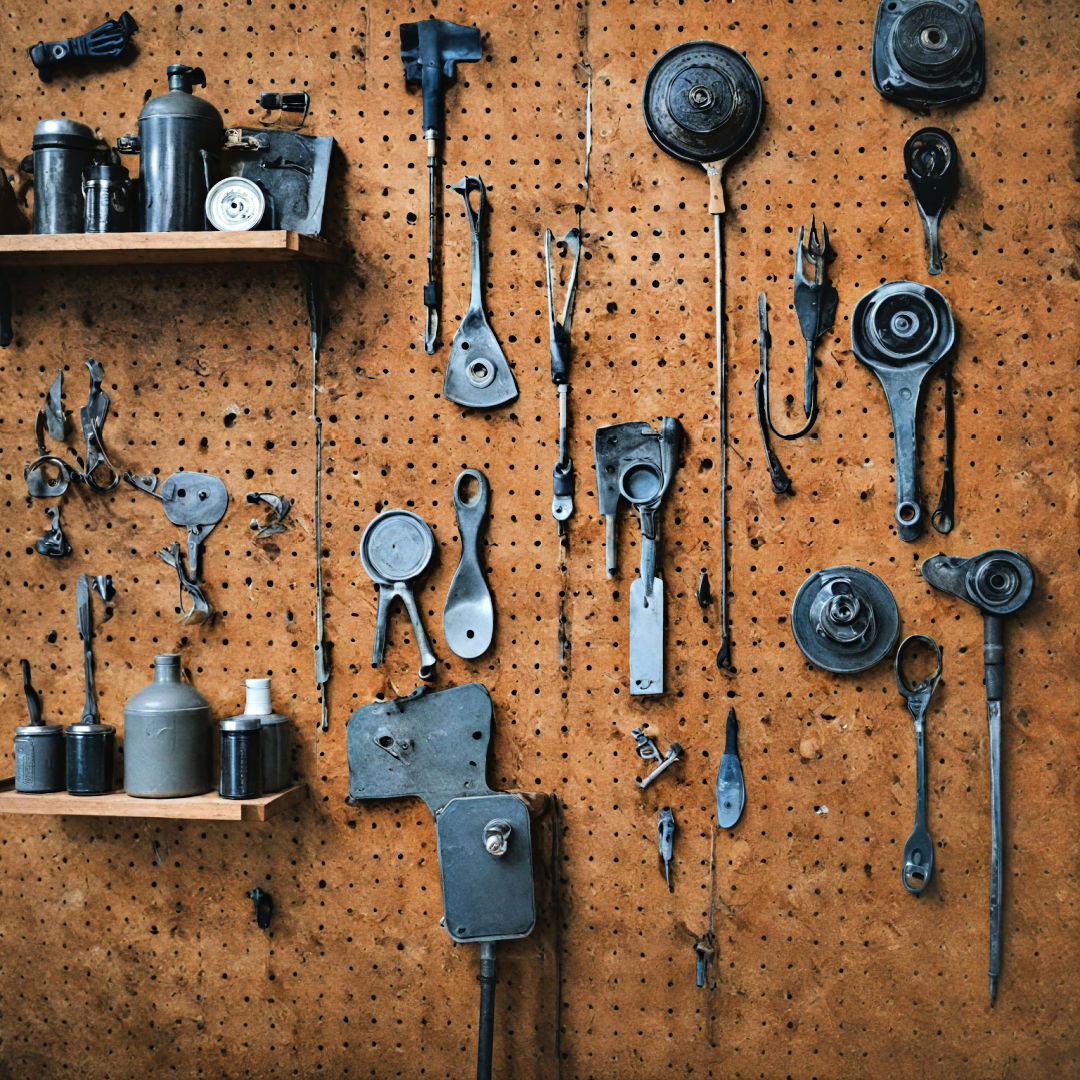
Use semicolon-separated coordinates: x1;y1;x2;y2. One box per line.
14;723;65;793
219;717;262;800
65;722;116;795
240;677;290;793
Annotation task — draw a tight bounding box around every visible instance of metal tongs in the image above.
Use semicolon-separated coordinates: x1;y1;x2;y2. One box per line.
544;227;581;537
895;634;943;895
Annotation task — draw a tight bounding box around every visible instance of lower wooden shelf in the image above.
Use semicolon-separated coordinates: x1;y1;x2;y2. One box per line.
0;778;305;821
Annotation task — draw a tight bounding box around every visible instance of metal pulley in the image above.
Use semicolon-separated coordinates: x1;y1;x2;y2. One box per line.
791;565;900;673
643;41;764;179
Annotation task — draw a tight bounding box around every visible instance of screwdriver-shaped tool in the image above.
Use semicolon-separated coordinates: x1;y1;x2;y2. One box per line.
657;806;676;892
715;707;745;829
400;19;483;354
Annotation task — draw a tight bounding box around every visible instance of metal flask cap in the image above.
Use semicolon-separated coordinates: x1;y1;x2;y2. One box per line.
32;118;96;149
642;40;764;165
139;64;221;124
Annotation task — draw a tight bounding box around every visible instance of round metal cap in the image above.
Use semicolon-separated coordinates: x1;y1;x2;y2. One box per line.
32;118;97;150
66;722;116;735
643;41;764;165
206;177;266;232
220;715;261;733
851;280;954;371
965;550;1034;616
15;724;63;737
791;565;900;673
359;509;435;585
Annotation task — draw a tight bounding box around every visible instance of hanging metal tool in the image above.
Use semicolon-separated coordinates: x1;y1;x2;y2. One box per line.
359;509;438;680
715;707;745;829
851;281;956;541
657;807;676;892
124;470;229;624
631;727;683;790
544;227;582;537
78;359;120;493
443;469;494;659
444;177;518;409
347;683;537;1080
895;634;943;895
642;41;764;673
399;19;483;354
754;219;838;492
28;11;137;83
76;573;115;726
904;128;958;276
594;418;681;695
921;549;1034;1004
246;491;291;539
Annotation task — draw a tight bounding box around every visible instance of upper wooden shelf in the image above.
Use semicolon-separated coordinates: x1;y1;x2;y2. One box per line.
0;230;342;267
0;777;306;822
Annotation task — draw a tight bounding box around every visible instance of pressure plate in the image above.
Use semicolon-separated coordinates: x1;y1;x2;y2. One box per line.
642;41;764;165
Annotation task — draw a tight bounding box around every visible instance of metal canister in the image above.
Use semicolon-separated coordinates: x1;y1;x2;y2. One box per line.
15;723;65;793
83;155;133;232
117;64;223;231
239;677;290;793
123;653;212;798
219;717;262;800
66;721;116;795
28;118;97;234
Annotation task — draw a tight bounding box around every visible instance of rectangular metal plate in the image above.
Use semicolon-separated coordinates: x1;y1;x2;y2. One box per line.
629;575;664;695
437;793;535;942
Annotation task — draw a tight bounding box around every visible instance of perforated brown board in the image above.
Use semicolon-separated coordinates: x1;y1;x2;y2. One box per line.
0;1;1077;1077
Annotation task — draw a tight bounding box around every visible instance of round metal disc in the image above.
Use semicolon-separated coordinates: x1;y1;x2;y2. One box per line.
206;177;266;232
643;41;764;165
791;565;900;674
360;509;434;585
851;280;954;371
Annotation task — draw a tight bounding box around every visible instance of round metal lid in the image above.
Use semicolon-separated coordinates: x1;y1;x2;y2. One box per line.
66;721;116;735
851;280;954;370
791;565;900;674
359;509;435;585
15;724;63;736
220;715;261;732
206;177;266;232
32;118;97;150
643;41;764;165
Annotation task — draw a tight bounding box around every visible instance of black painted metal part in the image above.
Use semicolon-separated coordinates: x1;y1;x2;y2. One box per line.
851;281;955;541
29;11;137;82
872;0;985;108
904;127;958;276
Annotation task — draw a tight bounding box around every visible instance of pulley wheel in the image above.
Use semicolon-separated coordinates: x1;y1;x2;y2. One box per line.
791;565;900;674
206;177;266;232
851;281;954;369
360;509;435;585
894;2;974;81
642;41;764;165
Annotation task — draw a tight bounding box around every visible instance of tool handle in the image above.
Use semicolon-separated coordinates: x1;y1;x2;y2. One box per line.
398;584;437;680
453;468;489;537
371;587;391;666
703;160;727;215
983;614;1005;703
723;708;738;755
21;659;42;726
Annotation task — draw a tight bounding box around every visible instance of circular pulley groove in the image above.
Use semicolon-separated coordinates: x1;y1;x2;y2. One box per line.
642;41;763;165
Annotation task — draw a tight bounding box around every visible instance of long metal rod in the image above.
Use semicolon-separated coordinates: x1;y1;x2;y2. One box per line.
424;145;439;354
713;215;732;671
987;696;1002;1005
476;940;497;1080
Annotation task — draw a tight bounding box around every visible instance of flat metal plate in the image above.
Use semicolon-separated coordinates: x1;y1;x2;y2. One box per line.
629;576;665;695
437;793;536;942
345;683;495;813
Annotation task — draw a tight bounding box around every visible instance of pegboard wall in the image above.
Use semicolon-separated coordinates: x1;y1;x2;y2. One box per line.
0;1;1077;1077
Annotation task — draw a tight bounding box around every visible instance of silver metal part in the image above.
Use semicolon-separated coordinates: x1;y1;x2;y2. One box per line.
443;469;494;659
444;177;518;409
205;176;265;231
629;576;664;695
637;740;683;790
360;509;438;680
715;707;745;828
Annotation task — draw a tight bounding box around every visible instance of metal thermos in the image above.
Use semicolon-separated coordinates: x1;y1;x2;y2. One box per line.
28;118;97;234
118;64;223;231
241;677;290;793
123;653;212;798
219;717;262;800
83;154;133;232
66;722;115;795
15;724;65;793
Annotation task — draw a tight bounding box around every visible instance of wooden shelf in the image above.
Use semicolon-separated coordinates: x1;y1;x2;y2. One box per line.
0;230;342;267
0;778;306;821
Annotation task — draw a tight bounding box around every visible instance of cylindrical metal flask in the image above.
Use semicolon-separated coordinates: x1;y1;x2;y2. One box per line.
83;155;133;232
123;653;212;798
219;717;262;800
118;64;223;231
29;118;97;234
241;677;290;793
15;724;65;793
66;722;116;795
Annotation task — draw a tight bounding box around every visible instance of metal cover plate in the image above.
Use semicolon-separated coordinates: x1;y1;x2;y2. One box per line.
345;683;495;813
437;793;536;942
629;576;664;695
